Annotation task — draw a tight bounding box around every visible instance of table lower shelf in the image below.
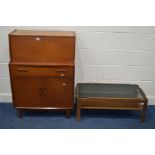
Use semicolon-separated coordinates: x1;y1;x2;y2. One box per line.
77;100;147;122
80;102;143;110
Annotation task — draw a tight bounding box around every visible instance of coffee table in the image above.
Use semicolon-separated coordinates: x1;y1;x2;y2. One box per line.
76;83;148;122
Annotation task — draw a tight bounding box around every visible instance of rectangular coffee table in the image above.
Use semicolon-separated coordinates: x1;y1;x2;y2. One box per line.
76;83;148;122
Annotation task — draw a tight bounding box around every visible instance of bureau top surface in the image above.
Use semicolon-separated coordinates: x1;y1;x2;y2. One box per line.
10;30;75;37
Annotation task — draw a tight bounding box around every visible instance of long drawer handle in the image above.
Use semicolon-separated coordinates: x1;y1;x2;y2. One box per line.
17;68;28;72
56;70;68;73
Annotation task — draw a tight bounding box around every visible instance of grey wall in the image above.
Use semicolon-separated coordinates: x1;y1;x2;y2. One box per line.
0;26;155;104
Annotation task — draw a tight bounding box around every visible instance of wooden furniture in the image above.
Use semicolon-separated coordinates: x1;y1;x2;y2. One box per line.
76;83;148;122
9;30;75;118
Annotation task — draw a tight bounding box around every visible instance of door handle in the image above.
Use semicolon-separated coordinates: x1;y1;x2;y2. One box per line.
43;88;47;95
60;74;65;77
40;88;47;95
17;68;28;72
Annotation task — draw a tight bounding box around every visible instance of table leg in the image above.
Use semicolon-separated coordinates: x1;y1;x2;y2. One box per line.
141;100;148;123
66;109;71;119
17;109;24;118
76;102;81;122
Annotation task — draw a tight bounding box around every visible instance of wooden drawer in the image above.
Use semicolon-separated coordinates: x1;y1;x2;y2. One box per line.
10;65;74;77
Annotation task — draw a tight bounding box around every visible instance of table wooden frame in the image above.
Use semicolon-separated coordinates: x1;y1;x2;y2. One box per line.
76;83;148;123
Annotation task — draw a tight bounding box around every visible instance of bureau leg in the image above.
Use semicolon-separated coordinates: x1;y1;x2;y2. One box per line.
76;102;81;122
17;109;24;119
66;110;71;119
141;101;148;123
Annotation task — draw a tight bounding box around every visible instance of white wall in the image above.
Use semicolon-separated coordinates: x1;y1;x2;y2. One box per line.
0;26;155;104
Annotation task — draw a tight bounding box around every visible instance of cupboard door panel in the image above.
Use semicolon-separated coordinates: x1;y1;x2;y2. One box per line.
43;78;74;108
11;77;43;107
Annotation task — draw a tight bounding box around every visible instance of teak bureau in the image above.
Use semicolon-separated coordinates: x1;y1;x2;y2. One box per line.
9;30;75;118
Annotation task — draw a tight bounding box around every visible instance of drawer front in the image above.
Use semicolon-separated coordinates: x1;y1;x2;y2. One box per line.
10;65;74;77
10;36;75;63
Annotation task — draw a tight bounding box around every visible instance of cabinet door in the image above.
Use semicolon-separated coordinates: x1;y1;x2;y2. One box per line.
43;78;74;108
11;77;43;107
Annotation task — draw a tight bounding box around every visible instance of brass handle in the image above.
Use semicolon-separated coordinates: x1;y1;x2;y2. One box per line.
43;88;47;95
62;83;67;86
36;37;41;41
60;74;65;77
17;68;28;72
56;70;67;73
40;88;47;95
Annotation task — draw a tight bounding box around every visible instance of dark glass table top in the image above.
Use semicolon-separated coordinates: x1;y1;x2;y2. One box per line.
77;83;145;99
